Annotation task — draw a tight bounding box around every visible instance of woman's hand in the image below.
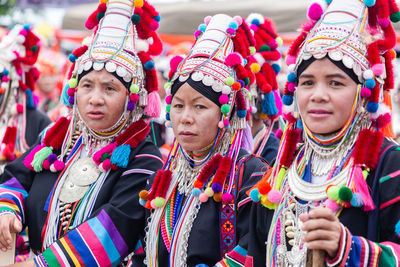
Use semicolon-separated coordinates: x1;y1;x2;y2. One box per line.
299;207;342;258
0;214;22;251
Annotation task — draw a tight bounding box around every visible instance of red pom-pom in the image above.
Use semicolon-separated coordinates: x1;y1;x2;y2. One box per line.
102;158;112;170
307;3;323;21
225;53;242;67
16;104;23;114
42;159;50;170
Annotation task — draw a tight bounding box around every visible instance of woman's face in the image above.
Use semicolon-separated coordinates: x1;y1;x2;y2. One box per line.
297;58;358;135
170;83;221;155
76;69;127;131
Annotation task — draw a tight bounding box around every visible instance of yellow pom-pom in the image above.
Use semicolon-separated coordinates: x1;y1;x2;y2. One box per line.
250;63;261;73
276;36;283;47
99;0;107;4
249;46;256;55
164;82;171;90
130;84;140;94
68;78;78;89
204;187;214;197
134;0;144;7
225;77;234;86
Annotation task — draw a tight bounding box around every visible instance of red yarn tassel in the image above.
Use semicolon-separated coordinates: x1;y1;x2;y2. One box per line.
43;117;69;147
156;170;173;198
236;91;246;110
389;0;400;14
194;154;222;188
365;130;384;170
212;156;233;185
352;129;372;165
377;24;396;51
280;128;301;167
147;170;163;201
239;21;255;47
369;80;380;104
255;72;271;94
48;121;70;150
260;51;281;61
367;42;381;66
72;45;88;58
2;127;17;161
383;52;394;90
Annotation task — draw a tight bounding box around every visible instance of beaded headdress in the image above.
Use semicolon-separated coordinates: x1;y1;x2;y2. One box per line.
249;0;400;212
0;25;41;162
63;0;163;119
246;13;283;122
164;14;255;130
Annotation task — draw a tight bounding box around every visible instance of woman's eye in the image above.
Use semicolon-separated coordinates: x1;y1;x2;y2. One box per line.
196;105;206;109
106;87;116;91
299;80;313;86
82;83;91;88
330;80;343;86
173;104;183;108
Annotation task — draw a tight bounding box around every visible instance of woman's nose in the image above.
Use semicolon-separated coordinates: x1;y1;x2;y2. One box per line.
180;107;194;124
310;84;329;102
89;88;105;106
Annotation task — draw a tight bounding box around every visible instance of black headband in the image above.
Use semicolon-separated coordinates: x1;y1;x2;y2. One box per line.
296;57;360;85
171;77;222;107
78;68;131;90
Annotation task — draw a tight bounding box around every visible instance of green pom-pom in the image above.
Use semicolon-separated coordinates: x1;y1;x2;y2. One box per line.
390;12;400;23
327;186;339;201
260;45;271;52
164;82;171;89
131;14;141;24
154;197;165;207
30;45;38;53
166;104;171;113
244;77;250;86
338;187;353;202
68;78;78;88
249;46;256;55
221;104;230;114
130;84;140;94
225;77;234;86
276;36;283;47
96;12;105;21
101;153;111;161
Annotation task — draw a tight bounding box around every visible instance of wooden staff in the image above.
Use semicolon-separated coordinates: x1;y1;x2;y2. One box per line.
306;249;326;267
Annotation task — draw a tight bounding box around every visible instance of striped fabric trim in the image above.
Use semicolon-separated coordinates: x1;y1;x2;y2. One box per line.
238;197;251;208
379;170;400;184
327;224;347;266
380;196;400;210
215;259;230;267
0;177;28;224
134;154;163;165
224;245;247;267
121;168;155;177
34;254;49;267
41;210;128;267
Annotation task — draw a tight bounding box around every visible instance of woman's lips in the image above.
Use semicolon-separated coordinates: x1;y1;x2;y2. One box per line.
179;131;196;140
87;111;105;120
308;109;332;118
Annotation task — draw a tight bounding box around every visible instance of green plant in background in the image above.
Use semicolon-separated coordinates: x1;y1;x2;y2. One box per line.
0;0;16;15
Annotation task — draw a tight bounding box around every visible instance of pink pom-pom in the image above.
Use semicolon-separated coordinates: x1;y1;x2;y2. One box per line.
194;30;202;38
16;104;23;114
150;21;159;31
129;94;139;102
360;87;371;98
150;199;157;209
233;16;243;25
67;87;75;96
54;160;65;171
165;95;172;105
204;16;212;25
275;128;283;139
102;158;111;170
268;39;278;50
144;91;161;117
16;69;23;76
371;64;384;76
199;193;209;203
85;20;96;30
375;113;391;128
286;55;296;66
19;29;28;36
287;83;296;93
42;159;50;170
218;121;225;128
219;94;229;104
222;193;233;203
2;76;9;82
170;55;184;73
223;119;230;127
267;190;281;203
378;18;390;28
274;90;282;115
307;2;323;21
325;199;340;212
226;28;235;35
225;53;242;67
250;24;258;32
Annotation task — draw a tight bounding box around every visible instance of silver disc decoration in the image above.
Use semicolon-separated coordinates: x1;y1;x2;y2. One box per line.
58;180;89;203
69;157;100;186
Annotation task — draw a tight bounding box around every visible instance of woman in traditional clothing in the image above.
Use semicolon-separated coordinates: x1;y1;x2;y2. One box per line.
246;14;282;166
131;14;271;266
0;25;51;172
245;0;400;266
0;0;164;265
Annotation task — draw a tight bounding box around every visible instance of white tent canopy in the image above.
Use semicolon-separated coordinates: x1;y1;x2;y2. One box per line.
62;0;311;34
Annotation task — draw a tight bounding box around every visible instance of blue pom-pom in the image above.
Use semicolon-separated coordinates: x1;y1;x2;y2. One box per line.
144;61;154;70
364;0;376;7
195;264;209;267
251;18;260;26
243;59;247;65
25;89;34;108
250;188;261;202
229;21;239;30
139;198;147;206
365;79;375;89
68;54;77;63
272;63;281;74
192;188;201;197
287;72;297;83
395;220;400;235
350;193;363;207
2;69;9;76
261;92;278;116
367;102;379;113
325;0;332;3
23;24;31;31
198;23;207;32
166;113;170;121
237;110;247;118
296;119;303;129
282;95;293;105
110;144;131;168
153;14;161;22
